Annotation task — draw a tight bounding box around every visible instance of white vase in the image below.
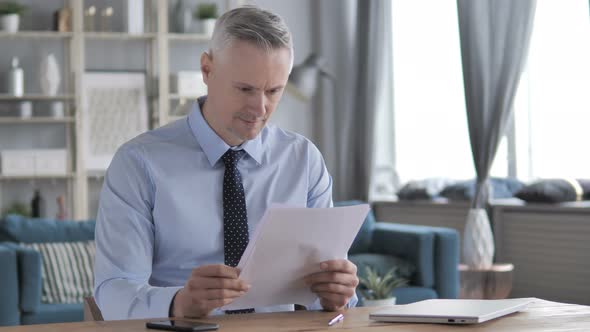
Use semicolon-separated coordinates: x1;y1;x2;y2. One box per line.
363;297;396;307
0;14;19;33
40;54;61;96
463;208;495;268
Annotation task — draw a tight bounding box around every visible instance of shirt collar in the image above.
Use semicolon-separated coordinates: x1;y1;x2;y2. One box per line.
188;96;263;167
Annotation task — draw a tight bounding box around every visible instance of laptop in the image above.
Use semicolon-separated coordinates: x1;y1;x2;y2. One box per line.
370;298;534;324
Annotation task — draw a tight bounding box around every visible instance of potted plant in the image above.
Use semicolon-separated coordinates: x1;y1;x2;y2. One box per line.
193;3;217;36
0;1;27;33
358;266;407;307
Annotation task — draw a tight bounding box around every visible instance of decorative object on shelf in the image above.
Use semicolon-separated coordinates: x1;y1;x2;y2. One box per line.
84;6;96;32
40;53;64;118
0;149;67;176
1;201;30;218
31;189;45;218
194;3;218;36
172;71;207;97
50;101;64;118
99;6;114;32
6;56;24;96
0;1;27;33
40;53;61;96
358;266;407;307
18;100;31;118
53;6;72;32
82;72;148;171
126;0;143;35
173;0;192;33
56;194;67;220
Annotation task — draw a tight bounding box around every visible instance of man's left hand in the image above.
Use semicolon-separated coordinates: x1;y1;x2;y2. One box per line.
304;259;359;311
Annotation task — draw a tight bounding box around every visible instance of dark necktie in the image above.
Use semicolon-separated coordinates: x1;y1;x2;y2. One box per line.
222;149;254;314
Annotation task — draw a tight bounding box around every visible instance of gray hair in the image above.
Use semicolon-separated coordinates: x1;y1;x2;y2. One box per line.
209;6;294;70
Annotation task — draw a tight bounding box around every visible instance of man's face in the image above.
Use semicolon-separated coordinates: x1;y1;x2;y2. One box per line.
200;40;292;146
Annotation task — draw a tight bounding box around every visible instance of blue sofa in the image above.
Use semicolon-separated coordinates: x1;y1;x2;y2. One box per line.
341;201;459;304
0;215;95;326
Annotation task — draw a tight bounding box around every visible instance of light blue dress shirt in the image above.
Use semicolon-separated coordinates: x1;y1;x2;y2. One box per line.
94;99;357;320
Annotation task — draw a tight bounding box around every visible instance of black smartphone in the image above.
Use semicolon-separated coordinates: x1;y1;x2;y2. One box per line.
146;320;219;332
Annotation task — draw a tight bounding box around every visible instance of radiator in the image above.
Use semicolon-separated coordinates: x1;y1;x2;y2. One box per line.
493;204;590;305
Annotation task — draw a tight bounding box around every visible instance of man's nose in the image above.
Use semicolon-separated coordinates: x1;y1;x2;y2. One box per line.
248;92;267;117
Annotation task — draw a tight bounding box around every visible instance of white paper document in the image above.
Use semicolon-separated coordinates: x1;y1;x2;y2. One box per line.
222;204;370;310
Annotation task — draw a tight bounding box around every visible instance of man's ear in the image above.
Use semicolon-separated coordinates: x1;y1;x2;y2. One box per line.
200;52;213;85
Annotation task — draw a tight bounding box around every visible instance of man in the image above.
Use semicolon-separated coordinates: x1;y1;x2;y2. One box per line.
94;6;358;320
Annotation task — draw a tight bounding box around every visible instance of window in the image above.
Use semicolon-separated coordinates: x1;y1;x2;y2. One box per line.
389;0;507;185
513;0;590;180
379;0;589;193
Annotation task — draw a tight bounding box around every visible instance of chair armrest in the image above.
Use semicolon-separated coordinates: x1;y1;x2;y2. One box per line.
2;243;43;313
0;243;20;326
369;223;435;288
431;227;459;299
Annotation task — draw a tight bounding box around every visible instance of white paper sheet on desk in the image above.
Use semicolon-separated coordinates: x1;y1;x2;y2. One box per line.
222;204;370;310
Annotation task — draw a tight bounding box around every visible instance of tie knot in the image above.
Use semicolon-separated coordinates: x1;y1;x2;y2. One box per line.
222;149;245;167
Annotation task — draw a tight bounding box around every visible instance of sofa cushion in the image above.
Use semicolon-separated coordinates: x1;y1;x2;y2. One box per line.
440;177;524;200
0;244;20;326
22;241;95;304
337;201;375;255
397;178;455;200
515;179;590;203
0;215;95;243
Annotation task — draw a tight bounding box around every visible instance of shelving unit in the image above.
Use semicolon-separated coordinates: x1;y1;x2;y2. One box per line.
0;0;235;220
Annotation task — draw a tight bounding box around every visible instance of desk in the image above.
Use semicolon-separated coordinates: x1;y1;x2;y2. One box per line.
1;299;589;331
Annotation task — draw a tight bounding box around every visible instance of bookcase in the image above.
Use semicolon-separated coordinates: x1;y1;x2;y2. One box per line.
0;0;234;220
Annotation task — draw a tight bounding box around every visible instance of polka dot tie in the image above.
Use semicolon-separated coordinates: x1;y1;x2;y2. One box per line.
222;149;254;314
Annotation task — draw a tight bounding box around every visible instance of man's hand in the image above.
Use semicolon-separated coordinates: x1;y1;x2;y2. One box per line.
305;259;359;311
172;264;250;318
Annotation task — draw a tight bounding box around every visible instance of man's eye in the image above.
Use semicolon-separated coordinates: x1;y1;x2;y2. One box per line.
268;89;281;95
239;87;252;93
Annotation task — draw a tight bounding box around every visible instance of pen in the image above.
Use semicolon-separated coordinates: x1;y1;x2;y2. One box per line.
328;313;344;326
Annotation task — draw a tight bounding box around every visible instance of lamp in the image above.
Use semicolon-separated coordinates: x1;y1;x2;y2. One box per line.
286;54;334;101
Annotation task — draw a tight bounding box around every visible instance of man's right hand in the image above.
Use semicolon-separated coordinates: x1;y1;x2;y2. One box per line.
172;264;250;318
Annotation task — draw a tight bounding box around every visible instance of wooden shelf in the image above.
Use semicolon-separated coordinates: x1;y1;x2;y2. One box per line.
0;31;73;39
167;33;210;42
84;32;157;40
169;94;201;100
0;174;75;181
0;94;75;101
0;117;74;124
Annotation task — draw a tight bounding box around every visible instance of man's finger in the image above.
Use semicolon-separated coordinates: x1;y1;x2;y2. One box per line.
191;277;250;291
203;288;246;300
318;293;349;309
192;264;240;278
305;271;359;287
311;283;356;298
319;259;357;274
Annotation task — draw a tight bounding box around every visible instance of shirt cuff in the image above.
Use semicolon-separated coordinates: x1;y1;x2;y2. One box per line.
150;286;184;319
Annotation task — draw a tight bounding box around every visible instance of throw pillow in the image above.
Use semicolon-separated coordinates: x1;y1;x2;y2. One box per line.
397;178;456;200
440;177;524;201
515;179;590;203
21;241;95;304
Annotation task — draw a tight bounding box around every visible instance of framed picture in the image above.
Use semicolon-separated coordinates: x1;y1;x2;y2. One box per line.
82;72;148;171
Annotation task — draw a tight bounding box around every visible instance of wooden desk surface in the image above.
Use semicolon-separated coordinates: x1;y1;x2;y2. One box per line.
2;299;589;331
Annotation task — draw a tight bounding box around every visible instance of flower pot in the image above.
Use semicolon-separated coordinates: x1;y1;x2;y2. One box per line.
363;297;396;307
0;14;20;33
198;18;216;36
